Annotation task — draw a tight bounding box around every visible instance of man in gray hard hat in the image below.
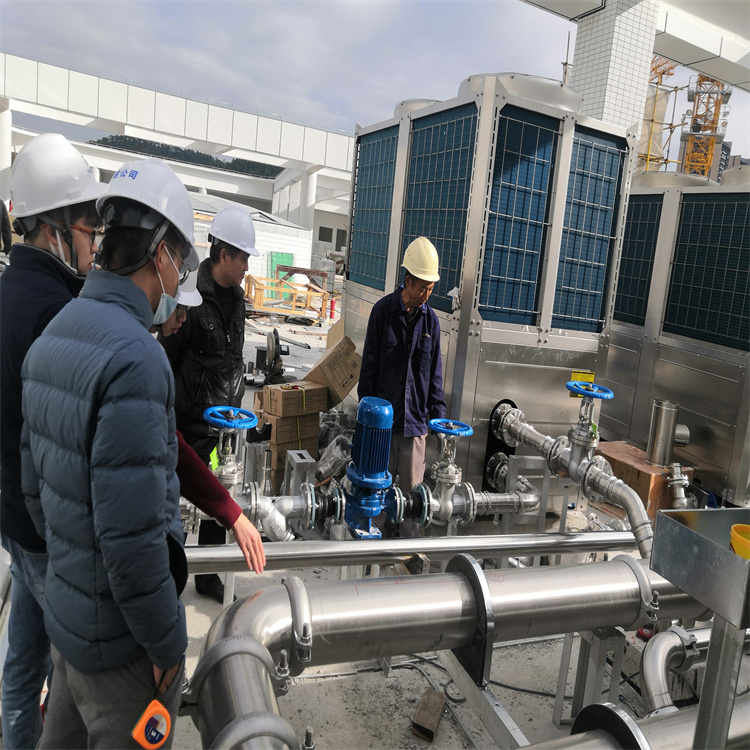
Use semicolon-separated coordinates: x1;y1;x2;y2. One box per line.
358;237;447;535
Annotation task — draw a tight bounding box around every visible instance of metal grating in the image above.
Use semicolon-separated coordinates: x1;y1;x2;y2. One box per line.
402;103;478;313
664;193;749;351
614;195;663;326
348;126;399;290
552;127;627;332
479;105;559;324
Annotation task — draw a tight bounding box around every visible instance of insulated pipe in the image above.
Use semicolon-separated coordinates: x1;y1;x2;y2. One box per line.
184;531;637;573
527;695;750;750
641;626;750;715
191;558;710;748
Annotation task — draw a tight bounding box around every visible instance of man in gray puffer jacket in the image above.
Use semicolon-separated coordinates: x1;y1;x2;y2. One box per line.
21;158;199;749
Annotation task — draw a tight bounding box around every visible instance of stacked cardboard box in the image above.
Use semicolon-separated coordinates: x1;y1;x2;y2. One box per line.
260;380;326;493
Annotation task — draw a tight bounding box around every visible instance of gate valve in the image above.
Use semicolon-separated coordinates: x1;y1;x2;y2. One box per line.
429;418;473;486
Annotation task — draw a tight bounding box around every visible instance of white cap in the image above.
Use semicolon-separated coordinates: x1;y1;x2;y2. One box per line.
176;269;202;307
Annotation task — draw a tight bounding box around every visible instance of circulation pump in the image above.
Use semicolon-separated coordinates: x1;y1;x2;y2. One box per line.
344;397;402;538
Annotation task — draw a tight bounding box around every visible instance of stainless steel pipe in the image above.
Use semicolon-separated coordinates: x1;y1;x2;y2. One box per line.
646;399;679;467
191;557;710;748
184;531;637;573
527;695;750;750
641;626;750;715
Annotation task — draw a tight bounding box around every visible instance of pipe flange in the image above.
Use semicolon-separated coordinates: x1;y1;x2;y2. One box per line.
615;555;659;627
282;576;312;674
241;483;260;525
582;456;613;501
391;486;405;524
459;482;476;525
328;485;345;525
500;407;525;448
300;482;316;530
548;436;570;476
183;635;278;707
490;403;511;440
414;483;433;528
486;452;508;491
208;711;301;750
571;702;651;750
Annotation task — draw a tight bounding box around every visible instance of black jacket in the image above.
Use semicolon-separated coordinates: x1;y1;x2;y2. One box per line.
0;244;84;552
159;259;245;441
1;202;11;254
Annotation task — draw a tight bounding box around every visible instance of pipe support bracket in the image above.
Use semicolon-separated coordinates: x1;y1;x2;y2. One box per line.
571;702;651;749
283;576;313;673
208;711;301;750
182;635;279;709
445;553;495;688
615;555;659;627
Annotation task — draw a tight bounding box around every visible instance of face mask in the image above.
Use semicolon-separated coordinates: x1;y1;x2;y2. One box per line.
152;249;180;325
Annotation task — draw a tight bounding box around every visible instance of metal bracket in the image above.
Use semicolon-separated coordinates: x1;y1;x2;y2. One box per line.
615;555;659;626
283;576;312;674
182;635;279;712
446;553;494;687
571;702;651;749
208;711;301;750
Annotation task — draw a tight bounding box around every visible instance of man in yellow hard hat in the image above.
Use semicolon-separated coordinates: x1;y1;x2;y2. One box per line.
358;237;446;535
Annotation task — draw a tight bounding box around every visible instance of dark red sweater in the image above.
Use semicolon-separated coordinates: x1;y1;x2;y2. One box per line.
176;430;242;529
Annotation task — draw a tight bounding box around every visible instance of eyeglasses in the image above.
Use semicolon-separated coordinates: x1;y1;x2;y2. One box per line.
164;243;190;284
70;223;103;246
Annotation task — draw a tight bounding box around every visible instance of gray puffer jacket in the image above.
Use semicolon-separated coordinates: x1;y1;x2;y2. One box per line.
21;270;186;674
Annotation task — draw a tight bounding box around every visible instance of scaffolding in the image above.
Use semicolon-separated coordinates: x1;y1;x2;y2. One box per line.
681;74;732;177
638;57;679;172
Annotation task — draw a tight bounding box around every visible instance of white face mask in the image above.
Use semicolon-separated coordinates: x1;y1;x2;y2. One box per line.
153;249;180;325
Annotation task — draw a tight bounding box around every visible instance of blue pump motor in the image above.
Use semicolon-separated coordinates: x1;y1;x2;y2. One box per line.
344;397;394;538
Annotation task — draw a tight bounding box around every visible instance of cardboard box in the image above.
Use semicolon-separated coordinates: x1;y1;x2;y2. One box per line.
306;336;361;408
263;380;327;418
326;317;346;350
258;410;319;444
595;441;693;520
269;437;319;470
252;389;263;413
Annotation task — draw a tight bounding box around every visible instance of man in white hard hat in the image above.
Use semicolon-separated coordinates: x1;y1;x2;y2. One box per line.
156;270;266;576
0;132;104;750
159;204;259;603
20;157;197;748
358;237;447;535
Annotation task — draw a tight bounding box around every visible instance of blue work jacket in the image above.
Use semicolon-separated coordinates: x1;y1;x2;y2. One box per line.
358;287;446;437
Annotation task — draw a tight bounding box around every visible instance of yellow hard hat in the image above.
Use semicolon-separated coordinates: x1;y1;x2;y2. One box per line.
402;237;440;282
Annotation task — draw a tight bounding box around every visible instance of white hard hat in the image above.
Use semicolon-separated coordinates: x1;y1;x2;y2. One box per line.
176;269;202;307
97;158;199;272
402;237;440;282
208;205;260;257
11;133;105;219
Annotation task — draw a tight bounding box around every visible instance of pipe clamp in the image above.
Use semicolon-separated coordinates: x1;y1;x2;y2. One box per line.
615;555;659;626
283;576;313;673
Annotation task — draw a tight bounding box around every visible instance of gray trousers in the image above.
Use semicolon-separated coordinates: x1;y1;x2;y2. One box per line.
39;646;184;749
387;433;427;538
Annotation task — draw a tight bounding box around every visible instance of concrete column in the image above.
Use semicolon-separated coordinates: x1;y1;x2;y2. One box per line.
572;0;659;132
0;99;12;202
297;170;317;231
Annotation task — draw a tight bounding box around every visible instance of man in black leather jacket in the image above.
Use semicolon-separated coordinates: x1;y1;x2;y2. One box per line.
159;205;259;601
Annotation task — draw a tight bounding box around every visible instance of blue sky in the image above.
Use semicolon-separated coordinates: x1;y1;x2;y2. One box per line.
1;0;747;157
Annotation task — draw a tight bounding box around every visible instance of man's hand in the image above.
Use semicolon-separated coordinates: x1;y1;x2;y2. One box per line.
153;661;182;695
232;513;266;573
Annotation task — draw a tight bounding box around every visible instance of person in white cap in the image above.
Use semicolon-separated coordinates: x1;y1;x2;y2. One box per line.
159;204;259;603
156;270;266;575
0;132;104;750
358;237;447;537
21;157;197;748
